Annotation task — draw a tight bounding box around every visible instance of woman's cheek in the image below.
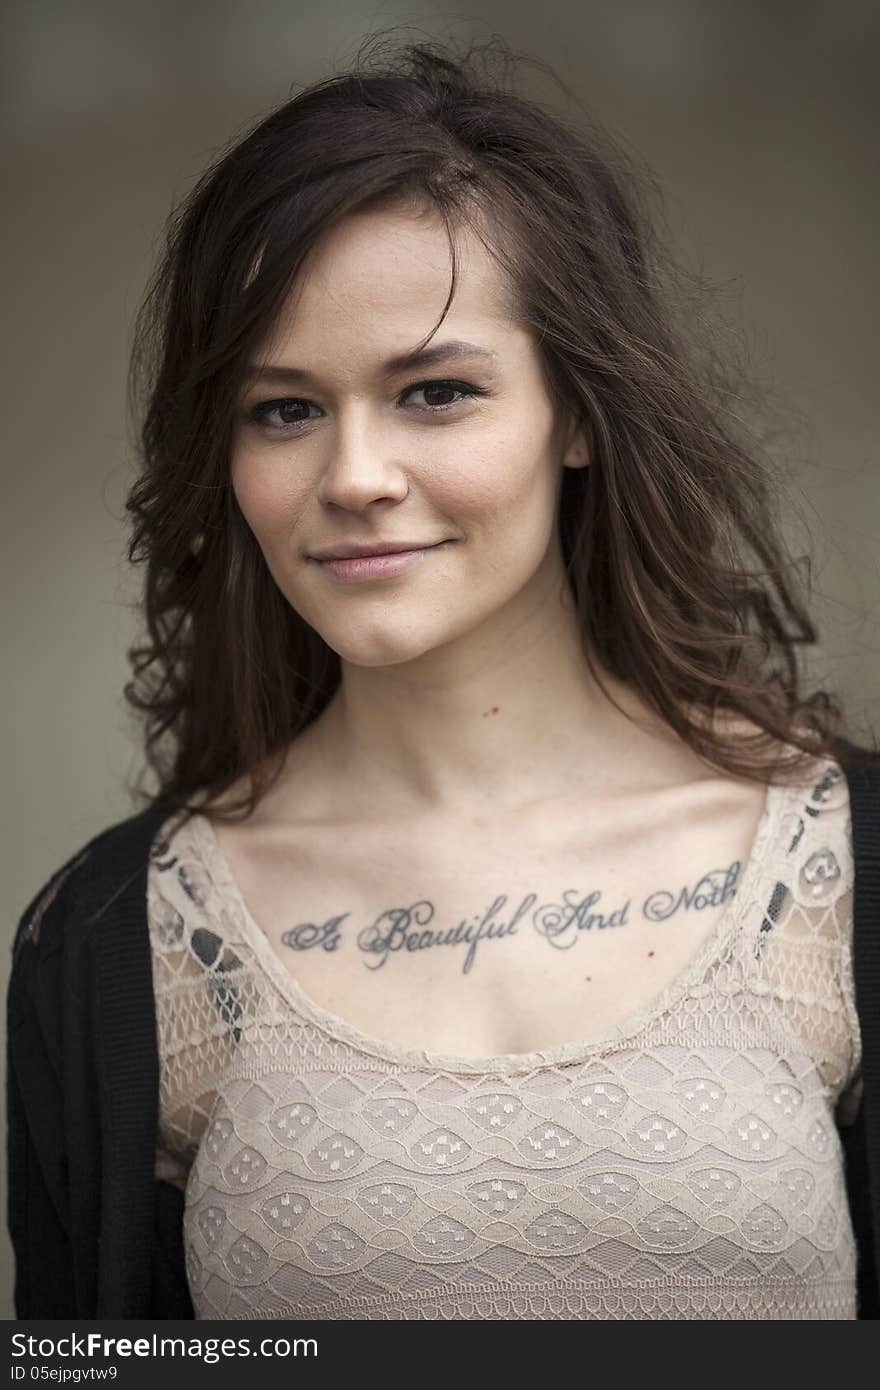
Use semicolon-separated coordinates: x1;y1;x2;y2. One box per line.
233;457;305;541
429;436;520;514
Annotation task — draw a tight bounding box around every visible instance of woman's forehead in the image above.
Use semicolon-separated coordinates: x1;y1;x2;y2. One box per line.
252;209;518;370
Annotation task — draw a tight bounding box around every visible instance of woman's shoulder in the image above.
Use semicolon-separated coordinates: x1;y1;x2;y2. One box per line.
695;709;875;801
147;801;224;929
12;801;174;961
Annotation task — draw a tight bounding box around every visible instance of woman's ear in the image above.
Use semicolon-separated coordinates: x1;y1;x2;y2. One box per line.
560;410;591;471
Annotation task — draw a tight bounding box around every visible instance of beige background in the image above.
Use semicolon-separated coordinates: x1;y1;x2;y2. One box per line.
2;0;878;1318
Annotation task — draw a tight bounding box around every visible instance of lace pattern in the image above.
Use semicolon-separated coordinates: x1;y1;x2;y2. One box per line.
147;754;860;1319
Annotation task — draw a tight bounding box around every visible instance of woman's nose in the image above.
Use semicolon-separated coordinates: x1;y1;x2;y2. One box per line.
315;410;410;509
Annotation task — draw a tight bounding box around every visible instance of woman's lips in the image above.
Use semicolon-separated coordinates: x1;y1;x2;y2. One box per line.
314;541;449;583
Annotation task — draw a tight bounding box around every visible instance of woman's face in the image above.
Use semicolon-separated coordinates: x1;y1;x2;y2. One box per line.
231;203;589;668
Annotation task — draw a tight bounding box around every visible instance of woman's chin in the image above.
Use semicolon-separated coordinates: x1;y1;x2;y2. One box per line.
326;630;448;670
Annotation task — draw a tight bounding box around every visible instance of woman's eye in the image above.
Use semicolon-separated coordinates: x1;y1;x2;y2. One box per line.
245;378;487;433
249;399;317;430
405;380;473;411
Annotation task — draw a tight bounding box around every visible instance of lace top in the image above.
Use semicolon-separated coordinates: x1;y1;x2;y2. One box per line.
147;754;862;1320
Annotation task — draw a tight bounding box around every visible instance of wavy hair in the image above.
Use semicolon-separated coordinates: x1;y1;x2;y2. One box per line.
123;31;879;824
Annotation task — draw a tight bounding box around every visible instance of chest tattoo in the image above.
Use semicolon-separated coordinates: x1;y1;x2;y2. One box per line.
278;860;742;976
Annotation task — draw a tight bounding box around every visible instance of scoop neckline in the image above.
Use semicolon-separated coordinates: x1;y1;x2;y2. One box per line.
191;774;786;1076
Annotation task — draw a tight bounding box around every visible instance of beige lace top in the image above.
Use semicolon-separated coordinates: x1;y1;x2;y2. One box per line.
147;754;862;1320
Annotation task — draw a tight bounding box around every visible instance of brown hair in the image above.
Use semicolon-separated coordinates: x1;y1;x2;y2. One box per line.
122;31;879;825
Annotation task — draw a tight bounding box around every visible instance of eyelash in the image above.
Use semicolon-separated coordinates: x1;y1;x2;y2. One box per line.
245;378;490;434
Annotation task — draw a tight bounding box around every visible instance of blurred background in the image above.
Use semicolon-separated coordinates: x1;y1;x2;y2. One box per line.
2;0;878;1316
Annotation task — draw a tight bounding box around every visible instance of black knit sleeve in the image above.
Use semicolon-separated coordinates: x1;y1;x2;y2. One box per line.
838;1084;879;1318
7;806;197;1320
6;873;81;1317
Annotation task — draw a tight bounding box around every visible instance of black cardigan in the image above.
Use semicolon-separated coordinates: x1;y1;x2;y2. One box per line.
6;744;880;1319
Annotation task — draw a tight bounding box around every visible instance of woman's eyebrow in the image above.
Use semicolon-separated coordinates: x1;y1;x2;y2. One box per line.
244;339;499;385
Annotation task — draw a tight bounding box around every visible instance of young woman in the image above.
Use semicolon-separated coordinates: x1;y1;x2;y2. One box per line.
8;35;880;1321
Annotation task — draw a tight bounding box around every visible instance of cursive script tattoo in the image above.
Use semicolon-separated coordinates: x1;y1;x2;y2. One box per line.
276;861;741;976
643;863;740;922
534;862;740;950
532;891;630;949
280;916;345;952
357;895;536;975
